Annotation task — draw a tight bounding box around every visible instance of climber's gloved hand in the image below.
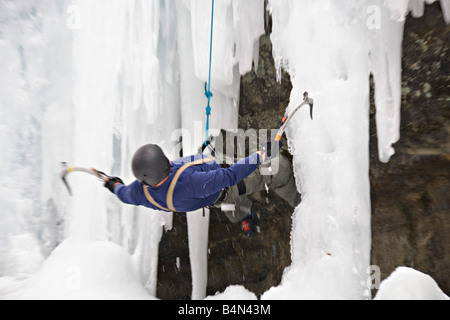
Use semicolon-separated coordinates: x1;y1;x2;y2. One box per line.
104;177;124;194
261;138;284;163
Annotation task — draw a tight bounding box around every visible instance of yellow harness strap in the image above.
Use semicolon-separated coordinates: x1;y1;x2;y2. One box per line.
143;157;214;213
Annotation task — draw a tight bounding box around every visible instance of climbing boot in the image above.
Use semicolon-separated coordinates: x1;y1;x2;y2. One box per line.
241;206;260;238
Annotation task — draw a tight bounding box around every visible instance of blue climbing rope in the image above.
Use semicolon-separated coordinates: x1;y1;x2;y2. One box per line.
204;0;215;146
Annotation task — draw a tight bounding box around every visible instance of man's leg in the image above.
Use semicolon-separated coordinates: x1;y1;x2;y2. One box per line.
220;185;253;224
219;186;260;237
243;155;301;208
217;155;300;224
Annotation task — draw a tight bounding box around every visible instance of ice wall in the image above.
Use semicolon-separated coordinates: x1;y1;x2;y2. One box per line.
264;0;374;299
263;0;447;299
0;0;74;279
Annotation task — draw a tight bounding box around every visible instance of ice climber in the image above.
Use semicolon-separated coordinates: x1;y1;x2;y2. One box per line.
104;141;300;237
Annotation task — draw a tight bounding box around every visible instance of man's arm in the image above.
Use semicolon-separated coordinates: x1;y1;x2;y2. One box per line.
104;179;142;206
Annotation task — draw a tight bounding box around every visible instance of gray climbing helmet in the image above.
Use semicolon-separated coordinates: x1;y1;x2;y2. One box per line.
132;144;172;186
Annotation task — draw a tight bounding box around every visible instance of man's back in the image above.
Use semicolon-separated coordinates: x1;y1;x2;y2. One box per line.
114;153;260;213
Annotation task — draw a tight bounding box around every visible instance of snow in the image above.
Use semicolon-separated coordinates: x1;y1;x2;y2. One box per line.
374;267;449;300
0;0;447;301
0;239;153;300
205;285;258;300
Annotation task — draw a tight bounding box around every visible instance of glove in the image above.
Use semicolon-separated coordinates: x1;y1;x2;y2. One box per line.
261;138;284;162
104;177;124;194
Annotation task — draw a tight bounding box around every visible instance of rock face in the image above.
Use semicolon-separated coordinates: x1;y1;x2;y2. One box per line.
370;3;449;296
156;3;449;299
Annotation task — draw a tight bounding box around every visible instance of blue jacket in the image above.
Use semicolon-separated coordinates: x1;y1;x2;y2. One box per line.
114;152;261;213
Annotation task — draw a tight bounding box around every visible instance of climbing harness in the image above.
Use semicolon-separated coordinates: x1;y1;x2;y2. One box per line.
143;157;215;212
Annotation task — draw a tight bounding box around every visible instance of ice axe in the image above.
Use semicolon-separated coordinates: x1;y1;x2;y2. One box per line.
60;162;112;196
275;91;314;142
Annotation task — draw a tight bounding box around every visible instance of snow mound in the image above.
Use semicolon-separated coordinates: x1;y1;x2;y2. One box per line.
261;250;364;300
1;239;154;300
205;285;258;300
375;267;449;300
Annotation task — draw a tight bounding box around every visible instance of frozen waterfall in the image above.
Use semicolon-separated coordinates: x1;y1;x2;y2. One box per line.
0;0;448;300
